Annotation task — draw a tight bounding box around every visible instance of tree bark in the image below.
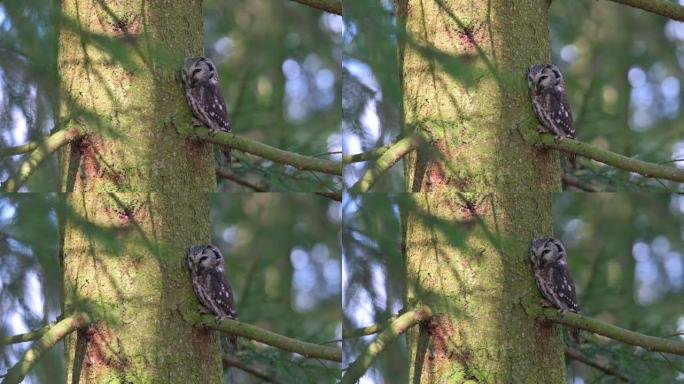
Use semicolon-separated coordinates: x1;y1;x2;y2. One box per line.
398;0;565;381
62;193;220;383
57;0;221;382
58;0;216;193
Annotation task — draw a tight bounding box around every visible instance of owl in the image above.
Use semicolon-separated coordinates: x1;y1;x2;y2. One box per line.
186;244;238;348
529;237;580;342
527;64;576;166
181;57;232;162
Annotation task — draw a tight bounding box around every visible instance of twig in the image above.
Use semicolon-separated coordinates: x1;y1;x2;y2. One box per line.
216;168;268;192
565;348;630;382
1;313;91;384
289;0;342;15
0;141;40;157
350;132;426;193
315;191;341;202
0;128;83;192
0;323;54;346
342;315;400;339
561;174;599;192
340;307;433;384
193;314;341;362
179;125;341;176
532;134;684;183
606;0;684;22
343;143;393;164
536;308;684;356
222;354;276;382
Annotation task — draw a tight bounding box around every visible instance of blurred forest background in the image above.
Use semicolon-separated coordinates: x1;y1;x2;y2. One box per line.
342;193;684;383
0;193;341;383
0;0;342;192
343;1;684;192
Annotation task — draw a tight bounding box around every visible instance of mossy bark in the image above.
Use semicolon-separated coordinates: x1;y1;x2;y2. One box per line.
398;1;565;382
62;193;221;383
57;1;221;382
58;0;215;193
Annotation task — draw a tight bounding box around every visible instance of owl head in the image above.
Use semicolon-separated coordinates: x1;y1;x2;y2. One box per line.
186;244;225;273
527;64;563;92
529;237;567;268
182;57;218;86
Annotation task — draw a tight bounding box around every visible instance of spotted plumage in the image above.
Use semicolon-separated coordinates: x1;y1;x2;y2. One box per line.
181;57;232;162
529;237;580;342
186;244;238;348
527;64;576;166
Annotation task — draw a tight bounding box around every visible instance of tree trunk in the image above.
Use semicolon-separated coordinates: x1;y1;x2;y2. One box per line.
398;1;566;381
62;193;220;383
58;0;215;193
57;1;221;382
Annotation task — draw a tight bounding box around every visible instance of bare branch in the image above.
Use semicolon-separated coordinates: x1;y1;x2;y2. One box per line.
0;323;54;346
2;313;91;384
222;354;276;382
343;315;400;339
341;307;433;384
179;125;341;176
532;134;684;183
0;128;83;192
193;314;341;362
215;168;268;192
565;348;630;382
537;308;684;356
289;0;342;15
606;0;684;22
350;132;427;193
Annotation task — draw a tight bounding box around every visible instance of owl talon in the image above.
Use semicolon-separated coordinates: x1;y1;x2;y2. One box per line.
192;118;204;127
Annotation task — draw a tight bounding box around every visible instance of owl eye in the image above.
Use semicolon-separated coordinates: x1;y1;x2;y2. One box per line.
198;255;208;263
192;68;202;76
541;249;551;256
539;75;549;81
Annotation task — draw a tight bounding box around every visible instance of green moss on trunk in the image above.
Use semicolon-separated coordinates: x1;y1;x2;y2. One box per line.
398;0;566;382
58;0;215;193
62;193;221;383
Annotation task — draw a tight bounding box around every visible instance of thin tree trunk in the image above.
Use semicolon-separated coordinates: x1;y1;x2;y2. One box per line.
397;0;565;381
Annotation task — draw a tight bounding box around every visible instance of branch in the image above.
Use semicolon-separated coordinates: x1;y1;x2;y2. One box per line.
216;168;268;192
179;125;341;176
532;134;684;183
606;0;684;22
0;141;40;157
0;324;54;346
0;128;83;192
537;308;684;356
340;307;433;384
289;0;342;15
349;132;426;193
343;143;393;164
1;313;91;384
565;348;630;382
222;354;276;382
562;173;599;192
342;315;400;339
194;314;341;362
316;191;342;202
